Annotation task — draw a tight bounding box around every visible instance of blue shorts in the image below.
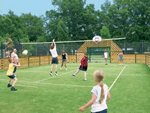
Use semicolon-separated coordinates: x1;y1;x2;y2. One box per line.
119;56;123;60
91;109;107;113
52;57;58;64
8;75;17;79
79;65;87;71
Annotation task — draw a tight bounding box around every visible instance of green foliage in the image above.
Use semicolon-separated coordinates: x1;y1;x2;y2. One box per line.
0;0;150;42
100;26;111;38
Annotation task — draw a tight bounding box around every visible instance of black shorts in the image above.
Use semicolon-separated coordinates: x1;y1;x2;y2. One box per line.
79;65;88;71
52;57;58;64
13;66;17;73
8;75;17;79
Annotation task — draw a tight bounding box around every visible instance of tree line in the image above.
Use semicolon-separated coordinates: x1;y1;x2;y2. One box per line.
0;0;149;43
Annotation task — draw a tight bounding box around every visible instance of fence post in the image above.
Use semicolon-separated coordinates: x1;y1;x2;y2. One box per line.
145;54;146;64
28;57;29;67
135;54;136;63
1;42;3;58
39;56;41;66
110;51;111;63
76;53;77;63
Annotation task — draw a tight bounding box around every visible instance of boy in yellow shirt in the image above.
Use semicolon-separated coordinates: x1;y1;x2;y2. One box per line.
7;58;20;91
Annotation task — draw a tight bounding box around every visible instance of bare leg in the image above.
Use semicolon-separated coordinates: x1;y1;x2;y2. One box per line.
121;60;124;65
73;69;80;77
75;69;80;75
55;64;58;72
51;64;54;72
61;62;63;68
84;71;87;80
64;62;67;70
9;78;11;84
106;58;108;65
12;78;18;87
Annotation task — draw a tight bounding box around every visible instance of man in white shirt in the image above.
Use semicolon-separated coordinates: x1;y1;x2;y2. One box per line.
49;39;58;76
104;50;109;65
11;49;20;75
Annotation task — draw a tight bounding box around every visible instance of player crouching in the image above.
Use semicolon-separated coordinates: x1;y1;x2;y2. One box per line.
72;52;88;81
7;58;20;91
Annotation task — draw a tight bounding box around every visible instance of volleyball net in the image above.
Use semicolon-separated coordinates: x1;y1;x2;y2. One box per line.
1;37;150;63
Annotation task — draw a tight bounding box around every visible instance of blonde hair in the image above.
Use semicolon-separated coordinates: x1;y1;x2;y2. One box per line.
94;71;105;104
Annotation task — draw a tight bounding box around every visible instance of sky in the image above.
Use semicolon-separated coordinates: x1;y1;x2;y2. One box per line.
0;0;113;16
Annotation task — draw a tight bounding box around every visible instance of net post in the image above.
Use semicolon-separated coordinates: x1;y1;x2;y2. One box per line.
39;56;41;66
76;52;77;63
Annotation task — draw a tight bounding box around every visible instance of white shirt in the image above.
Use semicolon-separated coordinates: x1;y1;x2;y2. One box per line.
104;52;108;58
11;52;19;62
50;44;58;58
91;84;109;112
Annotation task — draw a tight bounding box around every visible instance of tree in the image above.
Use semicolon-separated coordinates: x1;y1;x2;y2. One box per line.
100;26;111;38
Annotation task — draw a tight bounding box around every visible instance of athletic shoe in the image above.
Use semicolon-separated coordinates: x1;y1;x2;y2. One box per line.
7;84;12;87
55;73;58;76
83;78;87;81
50;73;52;76
60;68;62;70
66;68;67;70
72;74;76;77
11;87;17;91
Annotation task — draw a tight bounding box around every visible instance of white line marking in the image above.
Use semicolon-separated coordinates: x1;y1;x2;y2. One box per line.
109;65;127;90
0;79;38;88
35;70;75;83
0;78;93;88
17;84;38;88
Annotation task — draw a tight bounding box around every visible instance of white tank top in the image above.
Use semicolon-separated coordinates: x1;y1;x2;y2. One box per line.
104;52;108;58
11;52;19;62
50;45;58;58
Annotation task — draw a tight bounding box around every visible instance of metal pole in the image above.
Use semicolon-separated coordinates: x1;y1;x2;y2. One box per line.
20;37;126;45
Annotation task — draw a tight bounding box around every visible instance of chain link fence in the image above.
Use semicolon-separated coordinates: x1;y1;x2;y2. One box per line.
115;42;150;54
0;41;150;58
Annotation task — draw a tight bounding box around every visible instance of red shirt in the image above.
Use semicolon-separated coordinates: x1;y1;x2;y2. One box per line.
81;55;88;68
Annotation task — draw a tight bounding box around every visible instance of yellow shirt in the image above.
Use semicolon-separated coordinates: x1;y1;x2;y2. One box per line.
7;63;14;76
7;40;13;48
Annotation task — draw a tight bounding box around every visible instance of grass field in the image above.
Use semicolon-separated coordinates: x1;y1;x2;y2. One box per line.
0;63;150;113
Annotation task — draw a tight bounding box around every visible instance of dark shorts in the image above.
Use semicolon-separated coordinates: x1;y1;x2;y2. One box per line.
91;109;107;113
62;59;67;62
13;66;17;73
79;65;88;71
52;57;58;64
8;75;17;79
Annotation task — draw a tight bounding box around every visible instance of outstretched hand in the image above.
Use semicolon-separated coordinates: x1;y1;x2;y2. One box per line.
79;106;85;112
53;39;55;42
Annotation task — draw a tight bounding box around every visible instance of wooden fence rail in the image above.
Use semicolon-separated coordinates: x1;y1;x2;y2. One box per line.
0;54;150;70
146;55;150;68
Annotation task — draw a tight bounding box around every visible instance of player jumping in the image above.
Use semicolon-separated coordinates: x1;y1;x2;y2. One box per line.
50;39;58;76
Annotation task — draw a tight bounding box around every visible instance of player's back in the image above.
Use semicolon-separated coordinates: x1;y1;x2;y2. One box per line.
7;63;14;76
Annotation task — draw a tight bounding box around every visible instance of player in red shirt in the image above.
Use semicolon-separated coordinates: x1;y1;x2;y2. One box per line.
72;52;88;81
